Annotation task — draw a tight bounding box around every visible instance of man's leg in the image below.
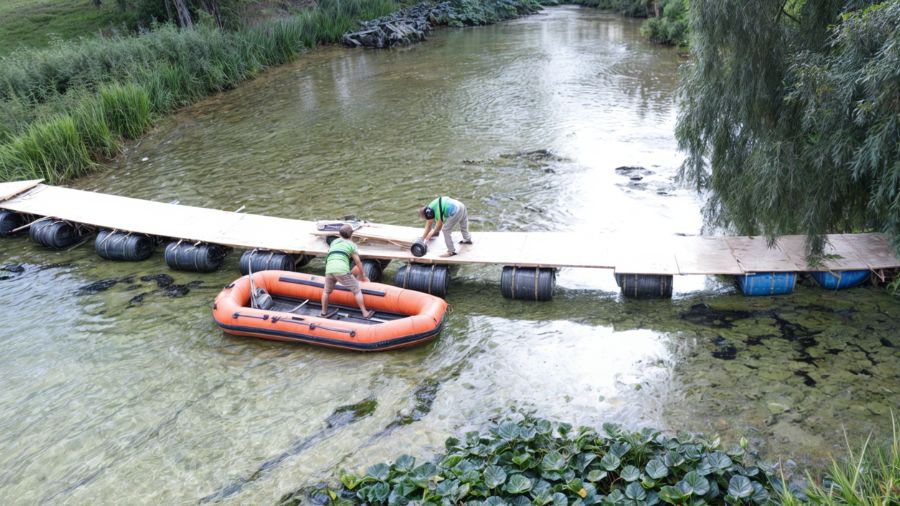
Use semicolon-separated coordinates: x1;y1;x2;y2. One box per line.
339;273;371;318
441;211;463;254
458;204;472;243
320;275;335;315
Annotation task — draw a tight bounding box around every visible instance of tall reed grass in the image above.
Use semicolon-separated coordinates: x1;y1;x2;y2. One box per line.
780;415;900;505
0;0;400;184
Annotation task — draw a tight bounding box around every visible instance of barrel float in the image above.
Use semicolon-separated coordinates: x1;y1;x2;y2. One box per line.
164;242;226;272
95;230;154;261
736;272;796;296
501;266;556;301
410;239;428;257
362;259;383;283
0;210;24;237
239;250;295;275
615;273;673;299
395;263;449;297
811;270;869;290
30;220;88;249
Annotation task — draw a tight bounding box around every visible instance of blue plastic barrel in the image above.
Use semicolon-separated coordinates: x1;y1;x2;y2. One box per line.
811;270;869;290
737;272;796;296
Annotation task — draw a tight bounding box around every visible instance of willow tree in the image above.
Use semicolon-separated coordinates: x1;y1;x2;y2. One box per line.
676;0;900;255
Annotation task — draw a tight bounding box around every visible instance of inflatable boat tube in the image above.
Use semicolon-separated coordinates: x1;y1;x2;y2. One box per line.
213;271;447;351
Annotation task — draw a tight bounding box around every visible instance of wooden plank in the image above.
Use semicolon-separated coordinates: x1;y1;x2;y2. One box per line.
774;234;869;271
0;179;43;202
673;236;743;275
1;182;898;273
614;234;679;275
843;233;900;270
724;236;805;273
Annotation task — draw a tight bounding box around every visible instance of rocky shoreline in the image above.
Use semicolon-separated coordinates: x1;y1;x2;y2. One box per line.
342;0;545;48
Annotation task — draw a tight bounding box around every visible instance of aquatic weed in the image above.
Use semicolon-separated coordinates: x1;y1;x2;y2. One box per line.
324;415;780;504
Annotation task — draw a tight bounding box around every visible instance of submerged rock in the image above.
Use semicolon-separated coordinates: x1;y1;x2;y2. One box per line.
76;278;118;295
140;273;174;288
1;263;25;274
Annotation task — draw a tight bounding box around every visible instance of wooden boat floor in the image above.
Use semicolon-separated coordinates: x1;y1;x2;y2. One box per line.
265;295;405;325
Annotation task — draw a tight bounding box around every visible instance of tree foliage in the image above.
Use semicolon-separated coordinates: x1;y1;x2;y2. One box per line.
676;0;900;254
640;0;688;46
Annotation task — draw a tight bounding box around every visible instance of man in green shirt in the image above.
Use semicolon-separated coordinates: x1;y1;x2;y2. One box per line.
321;224;373;319
419;196;473;257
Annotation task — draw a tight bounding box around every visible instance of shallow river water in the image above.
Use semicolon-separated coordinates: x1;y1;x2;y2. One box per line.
0;6;898;504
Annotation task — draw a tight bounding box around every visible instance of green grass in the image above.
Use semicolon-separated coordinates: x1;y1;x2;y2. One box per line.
779;414;900;505
0;0;136;54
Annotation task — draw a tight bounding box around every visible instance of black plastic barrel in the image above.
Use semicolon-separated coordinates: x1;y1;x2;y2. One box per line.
30;220;86;249
410;239;428;257
164;242;226;272
95;230;154;261
295;254;312;268
501;266;556;301
239;250;295;275
362;259;383;283
0;210;24;237
394;263;450;297
615;273;673;299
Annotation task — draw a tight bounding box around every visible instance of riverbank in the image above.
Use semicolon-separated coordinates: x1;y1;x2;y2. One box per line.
0;0;546;185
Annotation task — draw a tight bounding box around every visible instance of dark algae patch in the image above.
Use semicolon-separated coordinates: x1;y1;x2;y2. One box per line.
139;273;174;288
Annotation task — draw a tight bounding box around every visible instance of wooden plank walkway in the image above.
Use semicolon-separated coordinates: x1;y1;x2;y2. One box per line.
1;181;898;275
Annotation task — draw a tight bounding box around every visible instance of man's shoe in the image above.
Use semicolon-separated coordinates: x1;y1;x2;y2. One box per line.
459;239;473;245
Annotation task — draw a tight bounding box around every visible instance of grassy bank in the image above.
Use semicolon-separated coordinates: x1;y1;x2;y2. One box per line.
0;0;546;184
0;0;138;54
294;415;899;505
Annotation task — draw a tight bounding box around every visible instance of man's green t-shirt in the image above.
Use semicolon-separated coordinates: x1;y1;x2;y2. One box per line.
427;197;457;223
325;238;357;275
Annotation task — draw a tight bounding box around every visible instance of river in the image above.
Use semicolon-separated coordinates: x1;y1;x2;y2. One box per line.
0;6;897;504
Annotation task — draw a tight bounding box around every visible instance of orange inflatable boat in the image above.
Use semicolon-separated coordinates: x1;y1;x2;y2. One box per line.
212;271;448;351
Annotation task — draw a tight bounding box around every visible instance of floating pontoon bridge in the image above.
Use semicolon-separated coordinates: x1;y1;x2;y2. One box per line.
1;180;898;299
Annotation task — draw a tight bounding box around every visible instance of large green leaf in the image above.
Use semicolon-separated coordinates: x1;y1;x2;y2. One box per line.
496;422;520;441
609;442;631;458
367;463;390;481
586;469;607;482
574;452;596;472
484;465;507;489
340;472;362;490
599;453;621;471
436;478;460;498
394;454;416;473
645;459;668;479
511;453;532;467
658;485;685;504
441;454;463;469
541;451;567;472
681;471;710;496
550;492;568;506
625;482;647;501
707;452;733;471
504;474;533;494
620;465;640;482
728;475;753;498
